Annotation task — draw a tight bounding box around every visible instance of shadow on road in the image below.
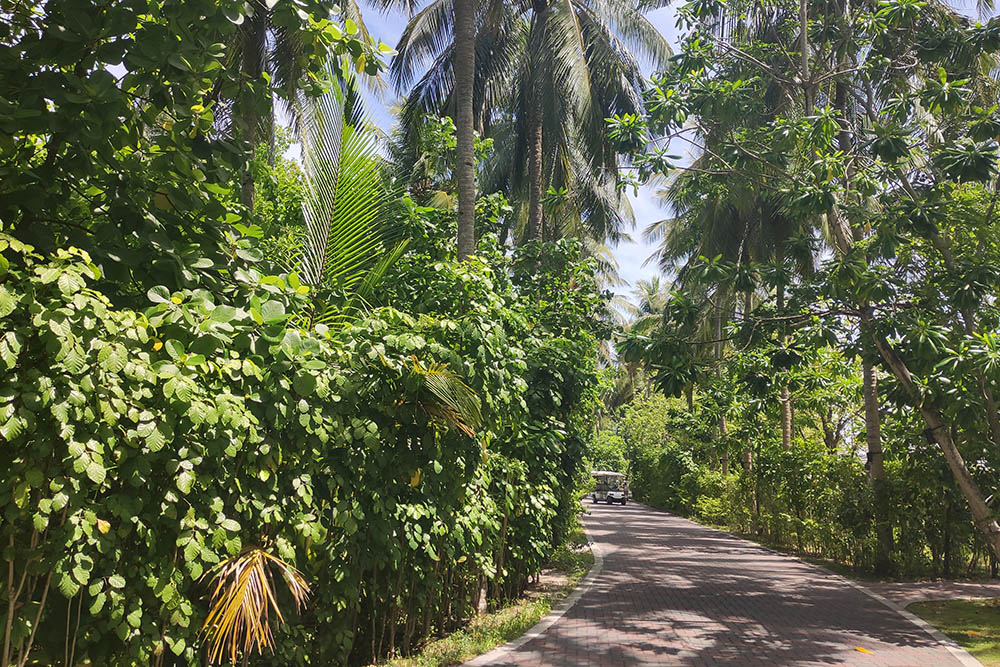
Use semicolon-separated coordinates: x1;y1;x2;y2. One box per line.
485;502;966;666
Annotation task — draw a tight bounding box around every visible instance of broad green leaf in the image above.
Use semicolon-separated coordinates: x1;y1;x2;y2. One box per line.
209;305;237;323
147;286;171;303
260;300;286;323
58;572;80;597
0;285;15;318
86;461;107;485
165;339;184;360
293;372;317;396
176;470;195;494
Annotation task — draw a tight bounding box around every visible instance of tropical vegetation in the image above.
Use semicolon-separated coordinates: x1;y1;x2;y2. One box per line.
0;0;611;664
3;0;1000;663
600;0;1000;579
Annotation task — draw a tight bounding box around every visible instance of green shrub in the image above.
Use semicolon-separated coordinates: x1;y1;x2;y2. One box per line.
0;230;605;665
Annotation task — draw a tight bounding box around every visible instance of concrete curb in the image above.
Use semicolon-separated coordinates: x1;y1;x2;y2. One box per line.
463;512;604;666
842;582;983;667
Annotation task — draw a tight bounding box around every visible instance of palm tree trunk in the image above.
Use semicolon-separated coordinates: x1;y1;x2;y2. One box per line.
454;0;477;261
527;1;548;242
776;283;792;450
829;13;891;569
239;12;267;210
780;389;792;449
742;289;753;469
526;96;544;241
798;0;812;109
715;293;729;475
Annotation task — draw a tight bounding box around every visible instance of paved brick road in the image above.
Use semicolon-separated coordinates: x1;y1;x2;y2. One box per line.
470;502;977;666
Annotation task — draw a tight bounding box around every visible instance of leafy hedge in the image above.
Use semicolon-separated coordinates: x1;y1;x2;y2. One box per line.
0;229;604;665
613;392;989;577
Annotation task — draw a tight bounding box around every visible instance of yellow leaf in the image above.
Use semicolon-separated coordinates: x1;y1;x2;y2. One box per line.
855;647;873;654
191;104;205;114
162;119;174;131
171;297;182;305
153;339;163;351
97;519;110;534
410;469;422;487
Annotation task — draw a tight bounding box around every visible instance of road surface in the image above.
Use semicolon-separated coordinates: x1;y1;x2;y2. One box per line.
468;502;977;666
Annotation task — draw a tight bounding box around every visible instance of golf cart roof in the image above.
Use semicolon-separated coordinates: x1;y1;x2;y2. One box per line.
591;470;625;477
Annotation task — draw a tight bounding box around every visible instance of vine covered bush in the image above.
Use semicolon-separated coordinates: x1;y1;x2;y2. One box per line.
0;213;604;666
1;0;609;663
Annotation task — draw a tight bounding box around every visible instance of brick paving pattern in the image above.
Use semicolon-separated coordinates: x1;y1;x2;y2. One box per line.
475;502;974;666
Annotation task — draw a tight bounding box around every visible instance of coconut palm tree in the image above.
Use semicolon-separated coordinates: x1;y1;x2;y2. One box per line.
218;0;382;207
454;0;477;260
389;0;671;246
643;148;821;465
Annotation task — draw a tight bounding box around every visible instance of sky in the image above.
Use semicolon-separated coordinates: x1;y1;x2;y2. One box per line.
360;5;682;303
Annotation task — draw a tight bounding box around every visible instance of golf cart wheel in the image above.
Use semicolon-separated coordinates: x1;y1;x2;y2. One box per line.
591;495;597;504
621;499;627;505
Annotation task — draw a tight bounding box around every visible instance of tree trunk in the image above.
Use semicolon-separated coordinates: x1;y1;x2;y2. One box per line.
862;334;893;574
715;294;729;475
873;334;1000;560
526;96;544;241
454;0;477;261
820;409;836;453
239;12;267;210
742;289;753;469
776;283;792;450
526;1;548;242
798;0;812;109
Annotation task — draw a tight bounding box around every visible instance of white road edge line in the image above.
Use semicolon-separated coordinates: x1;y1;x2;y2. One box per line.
463;509;604;666
834;575;982;667
707;520;983;667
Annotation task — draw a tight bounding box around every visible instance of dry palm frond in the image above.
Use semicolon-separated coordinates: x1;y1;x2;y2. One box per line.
201;548;310;665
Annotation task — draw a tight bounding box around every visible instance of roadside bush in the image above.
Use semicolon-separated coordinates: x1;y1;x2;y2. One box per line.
0;227;604;665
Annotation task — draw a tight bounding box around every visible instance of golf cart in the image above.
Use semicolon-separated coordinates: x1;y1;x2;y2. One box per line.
591;470;628;505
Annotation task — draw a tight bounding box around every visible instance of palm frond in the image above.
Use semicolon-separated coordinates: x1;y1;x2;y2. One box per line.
544;0;595;123
390;0;455;92
201;548;310;665
296;67;400;327
411;357;483;436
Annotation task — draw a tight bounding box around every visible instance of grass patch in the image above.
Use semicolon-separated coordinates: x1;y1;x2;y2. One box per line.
908;598;1000;666
372;527;594;667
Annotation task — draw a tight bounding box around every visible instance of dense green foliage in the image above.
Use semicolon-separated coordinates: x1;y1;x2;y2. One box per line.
598;379;995;576
0;1;608;665
9;0;1000;662
602;0;1000;577
0;219;604;665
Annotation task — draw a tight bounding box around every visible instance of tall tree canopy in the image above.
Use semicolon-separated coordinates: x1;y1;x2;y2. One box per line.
389;0;672;244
